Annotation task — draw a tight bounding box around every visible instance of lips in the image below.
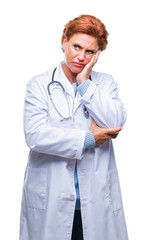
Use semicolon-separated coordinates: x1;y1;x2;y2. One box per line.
72;62;85;67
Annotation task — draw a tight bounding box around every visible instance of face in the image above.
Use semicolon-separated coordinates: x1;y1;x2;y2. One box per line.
62;33;99;75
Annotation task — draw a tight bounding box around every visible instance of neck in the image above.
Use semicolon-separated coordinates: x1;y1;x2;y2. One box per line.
62;63;77;84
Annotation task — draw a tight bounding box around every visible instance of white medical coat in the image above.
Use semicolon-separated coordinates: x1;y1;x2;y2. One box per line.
19;62;128;240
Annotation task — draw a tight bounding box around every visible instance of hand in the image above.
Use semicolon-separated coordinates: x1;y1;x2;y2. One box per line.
89;119;122;147
76;50;101;85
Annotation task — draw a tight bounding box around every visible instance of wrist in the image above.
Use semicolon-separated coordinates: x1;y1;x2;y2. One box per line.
77;80;91;96
77;78;87;85
83;130;95;151
76;73;89;85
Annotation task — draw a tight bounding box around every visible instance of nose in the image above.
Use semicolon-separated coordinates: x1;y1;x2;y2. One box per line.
77;50;85;62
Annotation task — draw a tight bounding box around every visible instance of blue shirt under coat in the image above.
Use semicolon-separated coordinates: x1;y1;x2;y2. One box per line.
72;80;95;210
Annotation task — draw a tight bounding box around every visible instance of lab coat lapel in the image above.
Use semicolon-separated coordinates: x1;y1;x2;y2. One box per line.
74;93;81;112
55;62;82;113
55;62;75;98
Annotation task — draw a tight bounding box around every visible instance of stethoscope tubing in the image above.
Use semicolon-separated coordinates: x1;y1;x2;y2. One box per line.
47;67;66;95
47;67;91;119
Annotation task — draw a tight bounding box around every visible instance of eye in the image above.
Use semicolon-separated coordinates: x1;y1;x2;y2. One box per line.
73;44;80;50
86;50;95;55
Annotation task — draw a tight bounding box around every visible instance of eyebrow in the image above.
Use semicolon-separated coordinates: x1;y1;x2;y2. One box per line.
74;43;83;49
73;42;98;52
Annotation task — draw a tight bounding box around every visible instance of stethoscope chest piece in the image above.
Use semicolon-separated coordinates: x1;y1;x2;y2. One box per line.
83;106;89;119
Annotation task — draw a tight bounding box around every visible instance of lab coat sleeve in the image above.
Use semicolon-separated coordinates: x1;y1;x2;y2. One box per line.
23;78;86;160
79;73;127;128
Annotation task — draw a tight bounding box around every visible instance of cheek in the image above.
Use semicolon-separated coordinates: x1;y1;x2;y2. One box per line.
86;55;93;63
66;46;77;59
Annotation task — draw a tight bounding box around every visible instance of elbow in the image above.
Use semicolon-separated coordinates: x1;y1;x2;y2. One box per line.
111;101;127;128
108;106;127;129
118;106;127;127
24;130;38;150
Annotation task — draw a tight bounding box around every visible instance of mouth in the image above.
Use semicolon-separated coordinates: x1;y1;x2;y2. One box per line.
72;62;85;67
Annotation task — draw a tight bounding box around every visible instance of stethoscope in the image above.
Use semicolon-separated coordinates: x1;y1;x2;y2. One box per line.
47;67;91;120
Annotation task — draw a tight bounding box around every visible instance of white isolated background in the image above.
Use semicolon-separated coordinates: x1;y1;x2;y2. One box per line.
0;0;147;239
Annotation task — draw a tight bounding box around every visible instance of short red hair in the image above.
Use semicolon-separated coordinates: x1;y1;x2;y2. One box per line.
61;15;109;51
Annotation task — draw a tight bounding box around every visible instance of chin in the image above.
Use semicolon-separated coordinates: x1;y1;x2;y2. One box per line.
72;69;82;74
70;65;84;74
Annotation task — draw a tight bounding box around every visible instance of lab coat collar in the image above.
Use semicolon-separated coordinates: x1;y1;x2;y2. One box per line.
54;61;76;98
53;62;83;112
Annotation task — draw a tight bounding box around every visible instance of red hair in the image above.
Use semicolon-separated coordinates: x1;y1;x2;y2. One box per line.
61;15;109;51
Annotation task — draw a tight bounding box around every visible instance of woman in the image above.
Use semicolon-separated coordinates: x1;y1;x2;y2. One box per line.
19;15;128;240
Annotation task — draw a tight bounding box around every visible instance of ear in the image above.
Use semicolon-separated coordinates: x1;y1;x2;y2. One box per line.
62;38;67;52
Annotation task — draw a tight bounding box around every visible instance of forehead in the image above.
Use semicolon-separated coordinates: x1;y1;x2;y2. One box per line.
69;33;98;49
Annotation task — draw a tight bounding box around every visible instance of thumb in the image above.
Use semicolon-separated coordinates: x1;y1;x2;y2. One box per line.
89;119;97;131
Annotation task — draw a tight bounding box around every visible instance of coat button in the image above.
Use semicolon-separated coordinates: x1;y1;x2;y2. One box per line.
70;195;75;201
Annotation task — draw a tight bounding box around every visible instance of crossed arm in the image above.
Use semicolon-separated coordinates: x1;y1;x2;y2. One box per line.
77;50;123;147
89;119;122;147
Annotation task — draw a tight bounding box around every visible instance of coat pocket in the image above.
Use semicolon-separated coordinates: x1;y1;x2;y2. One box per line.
106;169;123;214
23;167;47;210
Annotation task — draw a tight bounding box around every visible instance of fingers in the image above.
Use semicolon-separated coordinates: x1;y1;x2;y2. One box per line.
76;50;101;84
85;50;101;72
91;124;123;147
100;126;122;141
89;119;97;131
91;119;97;125
105;127;122;141
106;127;123;135
89;50;101;67
94;50;101;63
108;133;118;139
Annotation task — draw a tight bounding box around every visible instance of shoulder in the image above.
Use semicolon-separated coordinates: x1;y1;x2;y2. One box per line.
90;70;119;96
25;69;54;99
91;70;114;85
28;69;53;87
91;70;118;93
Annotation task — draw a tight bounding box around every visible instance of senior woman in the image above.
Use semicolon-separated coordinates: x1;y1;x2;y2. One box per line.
19;15;128;240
